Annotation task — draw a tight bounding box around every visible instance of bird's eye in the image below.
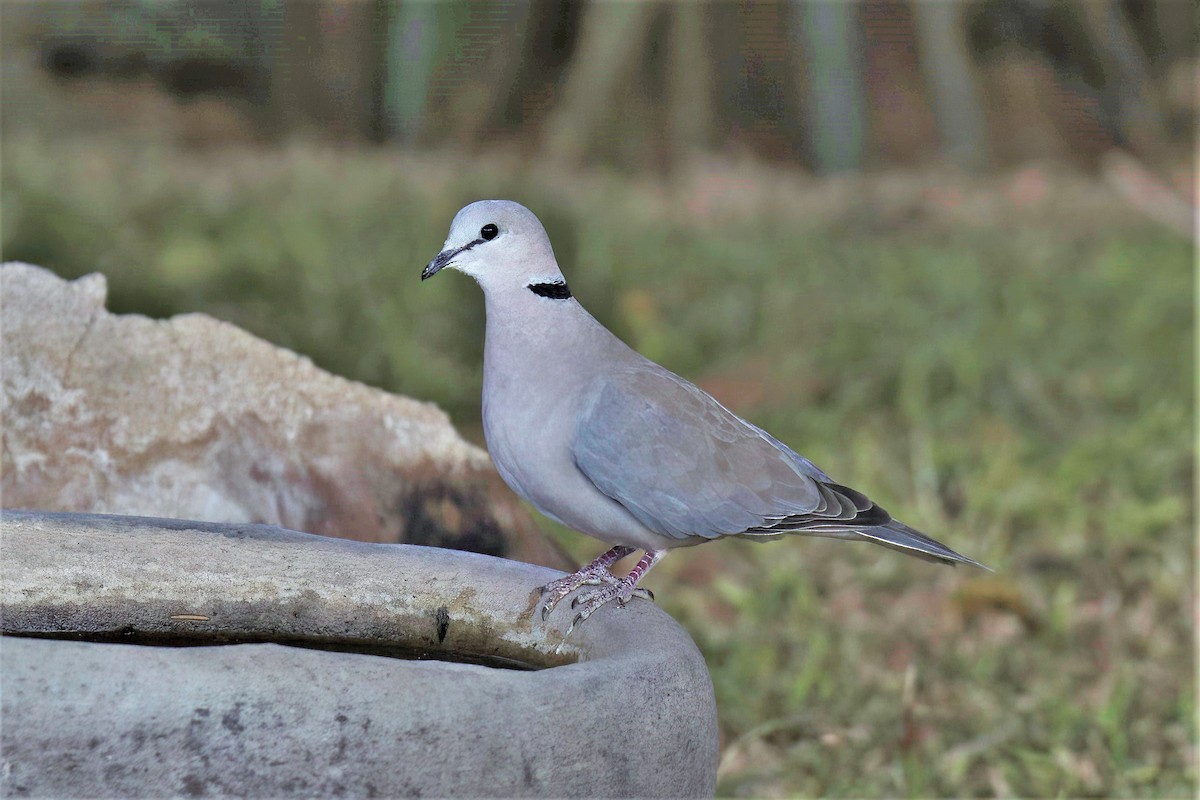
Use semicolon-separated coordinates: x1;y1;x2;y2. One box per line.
480;223;499;241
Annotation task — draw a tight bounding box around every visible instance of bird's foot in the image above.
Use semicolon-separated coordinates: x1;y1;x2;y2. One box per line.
540;548;665;642
537;565;624;621
562;579;654;638
537;546;638;621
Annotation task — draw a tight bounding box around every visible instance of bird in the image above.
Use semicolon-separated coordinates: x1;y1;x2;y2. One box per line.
423;200;985;633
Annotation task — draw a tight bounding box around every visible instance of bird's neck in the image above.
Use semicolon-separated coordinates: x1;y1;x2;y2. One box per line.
481;281;621;392
483;284;581;356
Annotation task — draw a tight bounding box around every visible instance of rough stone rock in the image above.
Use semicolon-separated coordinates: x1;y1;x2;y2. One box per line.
0;262;567;568
1;510;720;798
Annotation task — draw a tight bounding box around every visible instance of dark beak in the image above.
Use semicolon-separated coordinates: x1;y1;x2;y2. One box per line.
421;249;455;281
422;238;483;281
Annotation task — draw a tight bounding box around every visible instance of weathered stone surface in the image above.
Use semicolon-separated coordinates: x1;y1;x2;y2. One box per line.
1;510;719;798
0;262;566;568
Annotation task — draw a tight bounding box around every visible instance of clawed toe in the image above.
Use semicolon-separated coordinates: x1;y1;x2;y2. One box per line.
551;583;653;637
566;588;618;630
538;586;574;621
539;548;664;635
569;580;654;616
537;567;624;621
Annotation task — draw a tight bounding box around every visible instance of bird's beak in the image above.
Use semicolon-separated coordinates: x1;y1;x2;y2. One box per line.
421;249;455;281
422;238;483;281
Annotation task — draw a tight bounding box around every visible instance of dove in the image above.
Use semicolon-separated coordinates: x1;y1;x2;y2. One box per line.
423;200;984;633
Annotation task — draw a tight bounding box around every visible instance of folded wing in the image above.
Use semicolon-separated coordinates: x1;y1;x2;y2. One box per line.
571;363;983;567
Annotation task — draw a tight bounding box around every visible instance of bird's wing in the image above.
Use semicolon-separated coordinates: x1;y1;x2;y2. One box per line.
570;363;887;541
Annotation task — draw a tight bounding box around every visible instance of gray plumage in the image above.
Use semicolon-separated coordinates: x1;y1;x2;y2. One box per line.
423;200;984;628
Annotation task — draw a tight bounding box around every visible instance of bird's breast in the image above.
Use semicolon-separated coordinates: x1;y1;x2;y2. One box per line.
480;355;666;550
476;297;671;550
481;362;577;506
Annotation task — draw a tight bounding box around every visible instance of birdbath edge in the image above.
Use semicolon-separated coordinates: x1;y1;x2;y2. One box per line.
0;509;719;798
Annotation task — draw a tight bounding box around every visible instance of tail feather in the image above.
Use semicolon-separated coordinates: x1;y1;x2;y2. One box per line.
856;519;989;570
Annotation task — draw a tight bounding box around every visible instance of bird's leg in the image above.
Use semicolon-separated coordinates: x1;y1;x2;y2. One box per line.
564;549;665;636
538;545;636;621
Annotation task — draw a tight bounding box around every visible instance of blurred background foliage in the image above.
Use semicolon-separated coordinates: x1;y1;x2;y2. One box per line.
1;1;1195;797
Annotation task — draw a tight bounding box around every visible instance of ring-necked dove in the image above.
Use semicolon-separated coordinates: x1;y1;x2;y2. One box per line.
423;200;985;632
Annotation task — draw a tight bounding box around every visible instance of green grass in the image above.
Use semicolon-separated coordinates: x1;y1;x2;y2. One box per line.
3;135;1194;797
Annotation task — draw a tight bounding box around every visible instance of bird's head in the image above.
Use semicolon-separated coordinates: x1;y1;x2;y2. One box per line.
422;200;564;294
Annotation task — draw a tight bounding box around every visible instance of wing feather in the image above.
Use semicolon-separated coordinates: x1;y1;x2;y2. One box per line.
572;365;869;540
570;362;985;568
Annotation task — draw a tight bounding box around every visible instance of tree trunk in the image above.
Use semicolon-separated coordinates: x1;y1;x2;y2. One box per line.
667;1;714;163
1152;0;1197;64
793;0;868;172
430;1;538;147
269;0;327;136
542;0;658;165
912;0;991;170
1077;0;1170;158
382;0;442;143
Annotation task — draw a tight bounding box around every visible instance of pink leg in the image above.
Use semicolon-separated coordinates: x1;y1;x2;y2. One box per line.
537;546;636;621
564;549;666;635
582;545;636;573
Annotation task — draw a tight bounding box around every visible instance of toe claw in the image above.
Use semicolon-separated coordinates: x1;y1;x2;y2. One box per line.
538;557;659;633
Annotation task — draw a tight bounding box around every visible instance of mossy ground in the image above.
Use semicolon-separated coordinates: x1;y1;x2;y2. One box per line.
4;137;1193;797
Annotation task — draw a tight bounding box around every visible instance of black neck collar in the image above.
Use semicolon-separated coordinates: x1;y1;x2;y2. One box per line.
528;281;571;300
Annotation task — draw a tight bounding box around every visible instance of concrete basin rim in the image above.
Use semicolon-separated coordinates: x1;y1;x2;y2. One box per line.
0;509;703;674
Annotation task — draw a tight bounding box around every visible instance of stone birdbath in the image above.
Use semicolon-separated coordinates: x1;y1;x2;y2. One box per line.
0;509;718;797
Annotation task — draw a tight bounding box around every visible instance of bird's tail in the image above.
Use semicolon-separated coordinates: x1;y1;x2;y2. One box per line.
857;519;989;570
